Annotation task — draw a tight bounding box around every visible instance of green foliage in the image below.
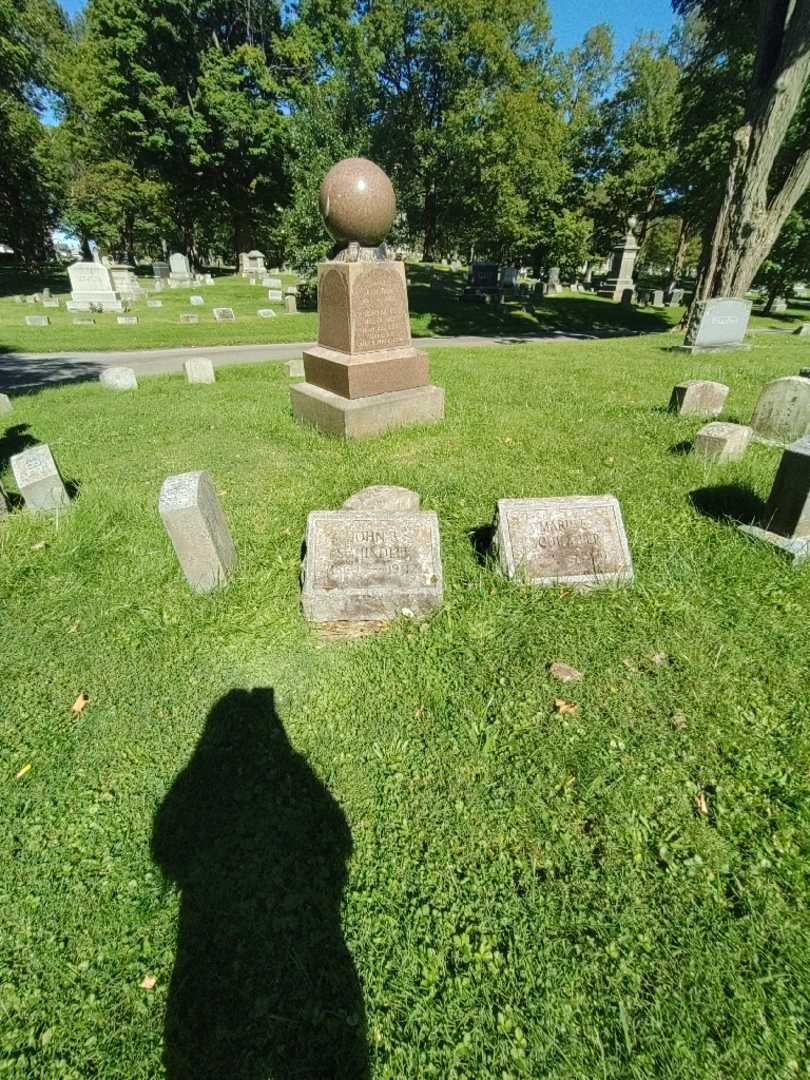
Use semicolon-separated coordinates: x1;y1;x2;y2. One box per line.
754;199;810;305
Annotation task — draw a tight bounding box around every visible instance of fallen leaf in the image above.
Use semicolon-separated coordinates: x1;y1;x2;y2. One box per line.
15;762;32;780
550;662;583;684
553;699;578;714
672;710;687;730
501;436;514;445
71;691;89;716
694;790;709;816
140;974;157;991
31;541;48;551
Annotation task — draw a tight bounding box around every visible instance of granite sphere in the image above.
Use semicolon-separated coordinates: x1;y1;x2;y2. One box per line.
319;158;396;247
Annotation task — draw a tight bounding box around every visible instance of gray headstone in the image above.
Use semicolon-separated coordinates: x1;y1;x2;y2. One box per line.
751;376;810;445
42;298;60;308
739;436;810;564
13;295;23;303
257;308;276;318
692;422;752;463
268;290;283;302
284;294;297;314
100;366;138;391
342;486;420;511
682;298;751;351
117;315;138;325
668;380;729;418
72;318;96;325
301;510;443;622
0;393;12;415
25;315;49;327
11;444;70;512
158;471;236;592
147;299;163;308
493;495;634;589
184;357;215;384
266;276;282;289
772;297;788;313
667;288;685;306
652;289;665;308
180;314;199;324
286;357;304;377
794;323;810;336
213;308;235;321
189;295;205;305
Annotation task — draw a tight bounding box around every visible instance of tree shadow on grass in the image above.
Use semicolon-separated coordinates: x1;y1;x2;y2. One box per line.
152;688;368;1080
689;483;766;525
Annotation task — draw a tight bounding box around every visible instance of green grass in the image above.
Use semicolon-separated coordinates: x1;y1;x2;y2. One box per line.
1;335;810;1078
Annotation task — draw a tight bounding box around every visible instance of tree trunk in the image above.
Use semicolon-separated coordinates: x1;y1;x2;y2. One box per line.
696;1;810;300
637;186;658;247
668;218;690;292
423;184;437;262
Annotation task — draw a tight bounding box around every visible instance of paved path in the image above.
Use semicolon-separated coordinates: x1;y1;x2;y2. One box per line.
0;331;606;392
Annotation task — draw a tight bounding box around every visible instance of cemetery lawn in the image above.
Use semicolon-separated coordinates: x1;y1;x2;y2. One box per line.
2;333;810;1079
2;265;809;355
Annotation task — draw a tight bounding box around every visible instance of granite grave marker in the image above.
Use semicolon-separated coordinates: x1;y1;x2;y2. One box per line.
11;444;69;512
158;471;236;592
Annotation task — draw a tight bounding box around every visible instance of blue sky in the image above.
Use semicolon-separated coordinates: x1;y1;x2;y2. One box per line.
58;0;676;54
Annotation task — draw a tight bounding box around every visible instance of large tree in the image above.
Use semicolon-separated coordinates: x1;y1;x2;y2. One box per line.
676;0;810;299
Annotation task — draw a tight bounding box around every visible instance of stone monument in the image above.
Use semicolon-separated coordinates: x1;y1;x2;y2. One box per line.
67;260;124;312
239;250;266;280
184;357;216;384
739;436;810;565
750;376;810;445
597;220;640;301
291;157;444;438
679;298;752;352
158;471;236;592
11;444;70;512
493;496;634;589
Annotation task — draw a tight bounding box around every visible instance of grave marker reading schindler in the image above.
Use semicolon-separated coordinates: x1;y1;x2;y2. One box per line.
291;157;444;438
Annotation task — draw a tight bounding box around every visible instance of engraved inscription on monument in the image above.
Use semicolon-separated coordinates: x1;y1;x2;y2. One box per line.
495;496;634;588
302;510;443;621
351;266;409;352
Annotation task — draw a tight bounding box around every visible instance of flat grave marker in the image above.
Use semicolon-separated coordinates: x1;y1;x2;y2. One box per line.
179;313;199;324
25;315;49;327
257;308;276;318
72;318;95;326
117;315;138;325
268;290;283;302
343;485;420;511
213;307;235;321
147;299;163;308
493;495;634;589
189;295;205;306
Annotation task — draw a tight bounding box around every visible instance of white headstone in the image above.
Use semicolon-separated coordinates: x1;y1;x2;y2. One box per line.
68;261;124;311
100;367;138;391
213;308;235;321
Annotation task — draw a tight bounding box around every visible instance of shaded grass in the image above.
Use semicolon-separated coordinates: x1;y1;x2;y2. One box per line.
1;334;809;1078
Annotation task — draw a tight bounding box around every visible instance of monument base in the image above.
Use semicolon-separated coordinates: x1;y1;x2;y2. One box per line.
291;382;444;438
597;278;634;301
672;343;752;354
303;344;429;399
738;524;809;565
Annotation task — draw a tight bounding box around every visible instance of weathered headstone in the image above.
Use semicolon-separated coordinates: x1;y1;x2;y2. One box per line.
284;294;297;314
169;252;192;284
668;380;729;418
72;317;95;325
42;298;60;308
268;289;283;302
652;289;665;308
158;471;236;592
343;485;420;511
100;366;138;390
493;496;634;588
109;263;146;301
68;261;124;311
680;298;751;352
152;261;170;280
750;376;810;445
184;357;215;384
179;313;200;324
257;308;276;318
301;509;442;622
667;288;685;306
739;436;810;564
147;299;163;308
13;294;23;304
189;295;204;305
213;307;235;321
25;315;49;326
239;250;267;280
117;315;138;325
772;297;788;313
11;444;70;512
265;276;282;290
692;422;752;463
794;323;810;336
286;357;305;377
0;393;12;414
597;222;640;301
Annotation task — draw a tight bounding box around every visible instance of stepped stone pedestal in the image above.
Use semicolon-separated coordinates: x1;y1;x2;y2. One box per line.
291;158;444;438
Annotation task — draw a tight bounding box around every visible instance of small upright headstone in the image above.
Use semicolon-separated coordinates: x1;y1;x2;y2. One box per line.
284;294;297;314
189;295;205;306
213;307;235;321
667;288;685;306
265;276;282;290
493;496;633;588
343;485;420;511
117;315;138;325
268;289;283;302
11;444;70;512
681;298;751;352
301;510;442;622
739;436;810;565
100;366;138;391
0;393;12;414
750;376;810;445
13;295;23;304
147;299;163;308
772;297;788;313
286;357;305;377
25;315;49;327
652;289;665;308
158;471;236;593
668;380;729;418
257;308;276;318
794;323;810;336
184;357;215;384
692;422;753;463
42;298;60;308
169;252;192;284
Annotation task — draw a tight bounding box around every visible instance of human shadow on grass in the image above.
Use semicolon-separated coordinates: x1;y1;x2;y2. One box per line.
689;483;765;525
152;688;368;1080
